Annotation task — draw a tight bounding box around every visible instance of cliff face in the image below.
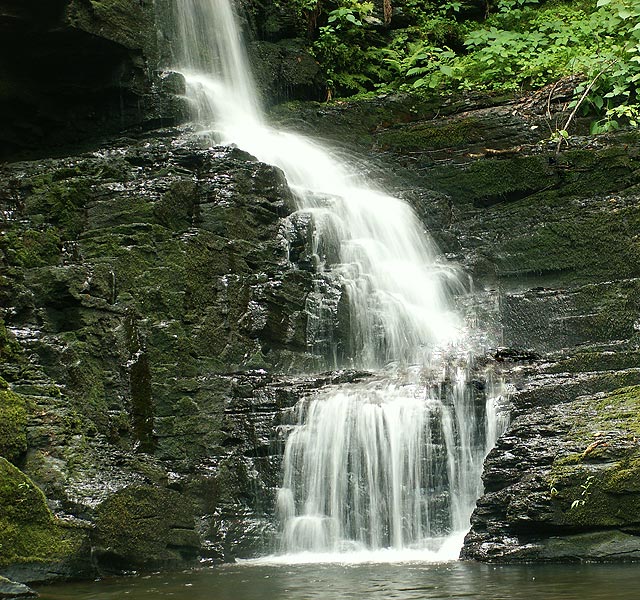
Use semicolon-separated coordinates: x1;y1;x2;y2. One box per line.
0;130;326;579
3;95;640;580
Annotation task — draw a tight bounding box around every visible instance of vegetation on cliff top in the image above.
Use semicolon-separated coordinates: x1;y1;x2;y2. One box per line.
287;0;640;132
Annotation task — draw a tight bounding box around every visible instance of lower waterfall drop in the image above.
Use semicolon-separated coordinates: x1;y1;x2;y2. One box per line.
170;0;507;559
275;364;505;560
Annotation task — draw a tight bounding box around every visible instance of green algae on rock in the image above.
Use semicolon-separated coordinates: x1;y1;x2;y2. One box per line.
92;485;199;573
463;385;640;562
0;458;86;571
0;385;28;465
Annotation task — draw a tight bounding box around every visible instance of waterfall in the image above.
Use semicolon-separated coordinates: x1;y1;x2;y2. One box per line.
276;369;506;560
170;0;506;559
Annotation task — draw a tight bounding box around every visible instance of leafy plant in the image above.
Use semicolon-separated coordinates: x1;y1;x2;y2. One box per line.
581;0;640;132
283;0;640;132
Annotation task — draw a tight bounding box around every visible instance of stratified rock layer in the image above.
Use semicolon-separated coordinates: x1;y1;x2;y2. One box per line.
0;130;328;579
2;83;640;578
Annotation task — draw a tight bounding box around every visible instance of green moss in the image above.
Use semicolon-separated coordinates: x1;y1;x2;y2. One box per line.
93;486;198;568
0;320;22;366
62;342;108;428
430;154;554;208
546;351;640;375
154;180;198;231
604;454;640;493
497;202;640;280
561;386;640;447
0;458;84;566
24;177;89;239
0;228;62;269
548;387;640;528
0;388;28;463
555;467;640;529
376;117;484;152
434;144;640;283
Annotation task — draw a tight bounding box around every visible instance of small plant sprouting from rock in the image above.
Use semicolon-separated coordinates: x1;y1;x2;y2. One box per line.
570;474;595;510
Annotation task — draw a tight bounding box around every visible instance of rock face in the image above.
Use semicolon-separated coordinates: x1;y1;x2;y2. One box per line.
2;5;640;575
462;385;640;562
387;101;640;563
0;129;334;579
0;0;188;160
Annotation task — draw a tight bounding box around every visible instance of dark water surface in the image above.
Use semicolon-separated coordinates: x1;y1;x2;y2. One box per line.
36;562;640;600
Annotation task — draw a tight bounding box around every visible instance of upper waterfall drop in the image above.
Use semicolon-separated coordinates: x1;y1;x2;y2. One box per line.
171;0;462;369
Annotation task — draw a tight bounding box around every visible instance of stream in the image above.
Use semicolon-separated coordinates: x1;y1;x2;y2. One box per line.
36;562;639;599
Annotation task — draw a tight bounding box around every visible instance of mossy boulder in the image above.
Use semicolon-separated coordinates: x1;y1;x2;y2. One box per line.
0;385;28;464
547;387;640;532
92;486;200;573
464;386;640;562
0;458;85;570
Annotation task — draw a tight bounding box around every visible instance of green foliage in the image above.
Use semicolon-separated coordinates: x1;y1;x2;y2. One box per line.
312;1;395;95
583;0;640;132
0;387;28;464
296;0;640;132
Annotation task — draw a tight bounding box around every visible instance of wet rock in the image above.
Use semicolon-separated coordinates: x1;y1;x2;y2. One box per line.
3;74;640;576
274;93;640;562
0;381;28;464
462;386;640;562
0;458;88;583
92;486;199;573
0;576;37;599
0;127;379;576
250;39;325;104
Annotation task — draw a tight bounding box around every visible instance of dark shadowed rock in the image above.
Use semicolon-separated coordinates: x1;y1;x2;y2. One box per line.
0;0;187;160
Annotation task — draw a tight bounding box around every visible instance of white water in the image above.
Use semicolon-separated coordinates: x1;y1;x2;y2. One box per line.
171;0;506;560
275;368;505;557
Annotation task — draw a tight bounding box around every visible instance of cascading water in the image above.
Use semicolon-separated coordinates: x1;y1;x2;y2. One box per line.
276;367;505;560
170;0;507;560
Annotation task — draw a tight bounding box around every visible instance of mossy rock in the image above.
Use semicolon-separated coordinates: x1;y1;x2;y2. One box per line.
92;486;199;573
24;177;89;239
545;350;640;375
376;116;486;153
0;228;62;269
0;322;23;367
66;0;155;55
0;388;28;464
0;458;85;568
548;386;640;530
